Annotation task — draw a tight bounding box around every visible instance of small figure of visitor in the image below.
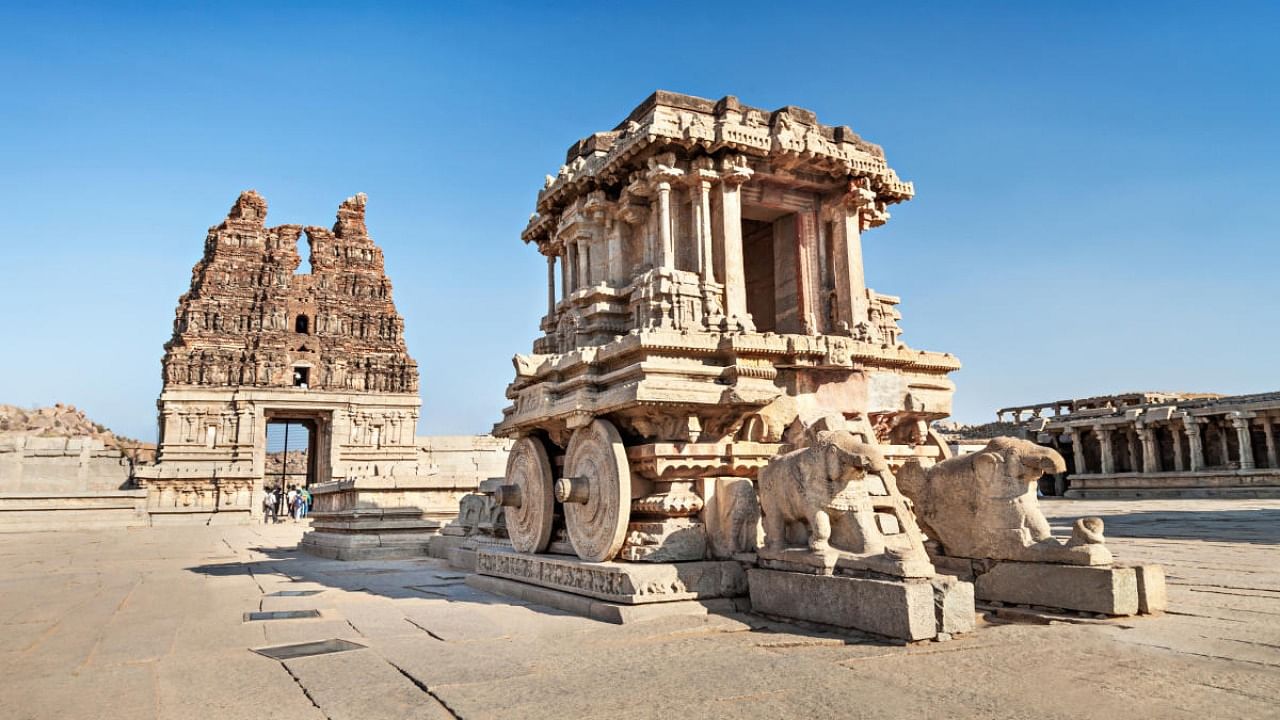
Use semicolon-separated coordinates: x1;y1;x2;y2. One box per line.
262;486;277;524
286;485;300;522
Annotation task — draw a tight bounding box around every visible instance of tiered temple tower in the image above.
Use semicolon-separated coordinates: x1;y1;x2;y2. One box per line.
137;191;422;529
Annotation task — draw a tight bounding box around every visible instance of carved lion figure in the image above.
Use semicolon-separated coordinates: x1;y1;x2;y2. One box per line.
897;437;1111;565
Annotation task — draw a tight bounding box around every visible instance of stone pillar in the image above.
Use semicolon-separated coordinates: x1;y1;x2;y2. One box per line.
1137;423;1159;473
1231;413;1256;470
656;182;674;270
545;255;557;315
1127;429;1141;472
831;181;873;333
1219;422;1231;467
1263;415;1278;469
690;159;715;283
830;202;867;332
1171;425;1185;472
576;237;591;288
716;156;753;330
1094;425;1115;475
647;156;683;272
565;243;578;292
1068;428;1088;474
1183;416;1204;472
795;212;821;334
606;217;625;286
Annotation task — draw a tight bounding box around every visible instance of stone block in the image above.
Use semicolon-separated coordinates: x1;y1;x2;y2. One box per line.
931;575;976;634
974;562;1139;616
747;568;939;641
475;548;747;605
1132;564;1167;614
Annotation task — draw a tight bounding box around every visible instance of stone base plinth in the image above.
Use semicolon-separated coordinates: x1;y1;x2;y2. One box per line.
148;507;252;527
466;574;749;624
0;491;150;532
475;548;746;605
971;561;1156;616
299;527;438;561
1064;470;1280;499
748;568;973;641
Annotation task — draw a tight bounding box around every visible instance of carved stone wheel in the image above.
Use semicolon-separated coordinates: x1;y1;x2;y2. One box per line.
500;436;555;554
561;419;632;562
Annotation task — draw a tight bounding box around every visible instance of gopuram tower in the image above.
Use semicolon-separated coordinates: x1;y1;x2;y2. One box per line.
136;191;424;538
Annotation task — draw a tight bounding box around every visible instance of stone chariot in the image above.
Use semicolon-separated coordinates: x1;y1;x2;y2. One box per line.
491;91;960;567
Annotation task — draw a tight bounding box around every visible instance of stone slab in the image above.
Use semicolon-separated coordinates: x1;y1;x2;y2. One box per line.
931;575;977;635
299;531;432;561
466;574;746;624
1133;564;1167;614
747;568;941;641
475;547;747;604
974;561;1139;616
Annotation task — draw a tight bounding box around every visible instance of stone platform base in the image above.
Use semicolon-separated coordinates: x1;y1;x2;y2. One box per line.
1064;470;1280;499
747;568;974;641
299;529;437;561
466;574;750;624
939;559;1166;616
429;534;514;572
475;548;747;605
148;507;252;526
0;491;149;532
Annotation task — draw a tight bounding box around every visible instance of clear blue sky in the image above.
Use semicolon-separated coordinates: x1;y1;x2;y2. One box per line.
1;2;1276;441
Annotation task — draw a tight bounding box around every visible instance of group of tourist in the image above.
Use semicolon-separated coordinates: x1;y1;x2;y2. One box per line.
261;484;311;523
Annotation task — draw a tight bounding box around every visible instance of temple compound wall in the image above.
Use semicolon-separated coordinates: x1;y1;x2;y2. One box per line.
135;191;429;534
1000;391;1280;498
0;435;148;532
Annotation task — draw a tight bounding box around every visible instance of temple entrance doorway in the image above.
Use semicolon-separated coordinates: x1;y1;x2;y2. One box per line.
266;420;316;490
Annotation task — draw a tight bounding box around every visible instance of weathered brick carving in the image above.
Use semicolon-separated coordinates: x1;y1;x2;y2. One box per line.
160;190;417;394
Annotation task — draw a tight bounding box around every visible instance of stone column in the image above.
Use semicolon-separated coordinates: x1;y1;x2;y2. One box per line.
831;181;872;333
690;159;715;283
647;156;683;272
1067;428;1088;474
1219;422;1231;467
1094;425;1115;474
1231;413;1256;470
1263;415;1277;469
565;243;578;292
795;212;821;334
576;237;591;288
606;216;625;286
1127;429;1141;472
1183;416;1204;472
545;255;557;315
1137;423;1159;473
716;156;753;330
1171;425;1185;472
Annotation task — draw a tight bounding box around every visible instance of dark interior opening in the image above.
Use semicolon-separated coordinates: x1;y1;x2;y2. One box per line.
295;314;310;334
292;366;310;388
742;218;777;333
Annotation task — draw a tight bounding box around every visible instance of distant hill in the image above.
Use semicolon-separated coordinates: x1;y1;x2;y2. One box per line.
0;403;152;453
933;420;1023;441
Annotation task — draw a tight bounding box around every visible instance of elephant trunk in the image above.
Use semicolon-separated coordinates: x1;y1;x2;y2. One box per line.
1031;446;1068;475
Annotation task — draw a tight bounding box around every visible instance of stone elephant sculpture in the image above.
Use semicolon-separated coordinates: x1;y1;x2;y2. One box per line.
755;430;935;579
757;429;879;556
897;437;1110;565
